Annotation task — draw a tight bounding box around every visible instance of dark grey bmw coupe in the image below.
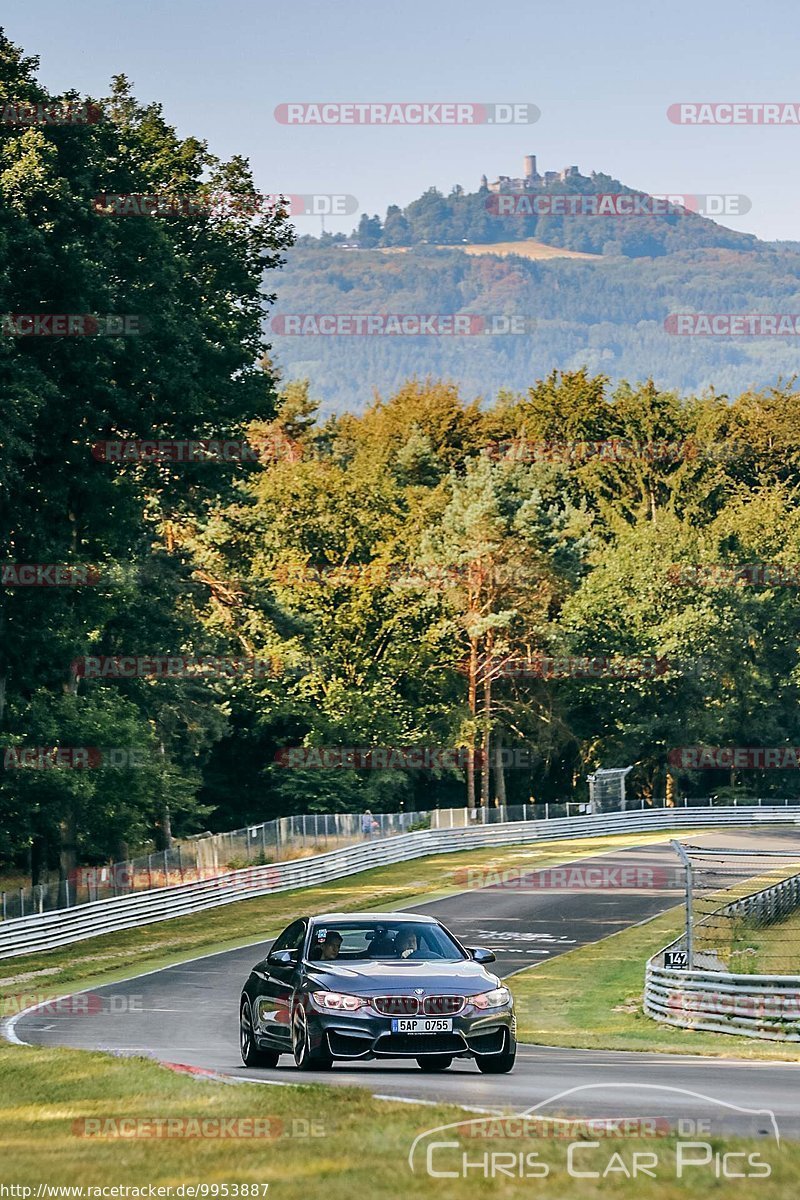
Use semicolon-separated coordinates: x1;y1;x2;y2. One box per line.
239;911;516;1073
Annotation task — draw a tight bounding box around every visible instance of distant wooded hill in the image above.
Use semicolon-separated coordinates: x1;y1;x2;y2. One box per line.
267;174;800;414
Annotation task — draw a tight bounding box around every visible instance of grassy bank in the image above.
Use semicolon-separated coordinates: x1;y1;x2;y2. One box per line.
509;907;800;1060
727;909;800;975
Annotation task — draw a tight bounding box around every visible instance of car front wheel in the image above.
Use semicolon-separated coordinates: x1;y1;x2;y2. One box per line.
475;1044;516;1074
240;998;280;1069
292;1004;333;1070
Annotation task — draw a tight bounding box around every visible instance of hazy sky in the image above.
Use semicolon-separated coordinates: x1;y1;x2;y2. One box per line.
3;0;800;240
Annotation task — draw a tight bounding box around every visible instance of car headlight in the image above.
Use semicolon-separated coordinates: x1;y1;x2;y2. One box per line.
468;987;511;1010
311;990;366;1011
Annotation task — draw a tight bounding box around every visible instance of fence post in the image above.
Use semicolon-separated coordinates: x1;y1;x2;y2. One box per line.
1;892;5;921
19;888;24;918
672;840;694;968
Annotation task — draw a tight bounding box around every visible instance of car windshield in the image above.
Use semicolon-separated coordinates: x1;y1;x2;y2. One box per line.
306;921;466;962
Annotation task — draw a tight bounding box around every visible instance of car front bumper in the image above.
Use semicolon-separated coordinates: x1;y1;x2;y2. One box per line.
302;1005;516;1060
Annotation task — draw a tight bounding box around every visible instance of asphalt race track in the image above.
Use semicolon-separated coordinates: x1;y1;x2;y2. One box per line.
8;829;800;1137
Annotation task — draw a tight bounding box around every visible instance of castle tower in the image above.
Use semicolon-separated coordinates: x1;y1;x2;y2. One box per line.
523;154;537;180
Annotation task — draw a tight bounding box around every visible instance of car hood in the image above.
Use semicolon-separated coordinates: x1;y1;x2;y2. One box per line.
304;959;500;994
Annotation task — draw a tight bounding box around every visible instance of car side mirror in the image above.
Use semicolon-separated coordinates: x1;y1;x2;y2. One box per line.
469;946;496;964
267;949;297;968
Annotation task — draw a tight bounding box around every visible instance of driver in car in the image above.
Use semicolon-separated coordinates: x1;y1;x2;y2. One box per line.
394;929;425;959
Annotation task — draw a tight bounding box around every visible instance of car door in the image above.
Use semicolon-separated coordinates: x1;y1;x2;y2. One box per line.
257;919;307;1047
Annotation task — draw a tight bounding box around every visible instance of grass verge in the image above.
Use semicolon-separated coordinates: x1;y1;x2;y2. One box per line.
1;1040;798;1197
509;907;800;1060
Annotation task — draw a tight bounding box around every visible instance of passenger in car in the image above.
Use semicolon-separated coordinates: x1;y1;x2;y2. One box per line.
310;931;343;961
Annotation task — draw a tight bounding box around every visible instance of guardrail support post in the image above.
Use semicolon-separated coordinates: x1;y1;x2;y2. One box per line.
671;839;693;968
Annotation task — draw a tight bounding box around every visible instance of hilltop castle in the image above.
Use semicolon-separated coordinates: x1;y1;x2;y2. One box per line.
482;155;582;194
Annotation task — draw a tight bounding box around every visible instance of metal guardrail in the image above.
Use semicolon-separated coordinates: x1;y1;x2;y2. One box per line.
7;795;798;924
1;805;798;961
645;869;800;1042
1;801;598;922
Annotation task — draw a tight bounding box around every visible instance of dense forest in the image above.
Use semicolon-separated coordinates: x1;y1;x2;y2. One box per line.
270;241;800;413
3;30;800;887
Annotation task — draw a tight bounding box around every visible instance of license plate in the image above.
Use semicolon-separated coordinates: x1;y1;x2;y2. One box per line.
391;1018;453;1033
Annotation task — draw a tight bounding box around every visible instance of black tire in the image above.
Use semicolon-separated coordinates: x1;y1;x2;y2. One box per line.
292;1004;333;1071
240;998;280;1069
476;1046;516;1074
417;1055;453;1072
